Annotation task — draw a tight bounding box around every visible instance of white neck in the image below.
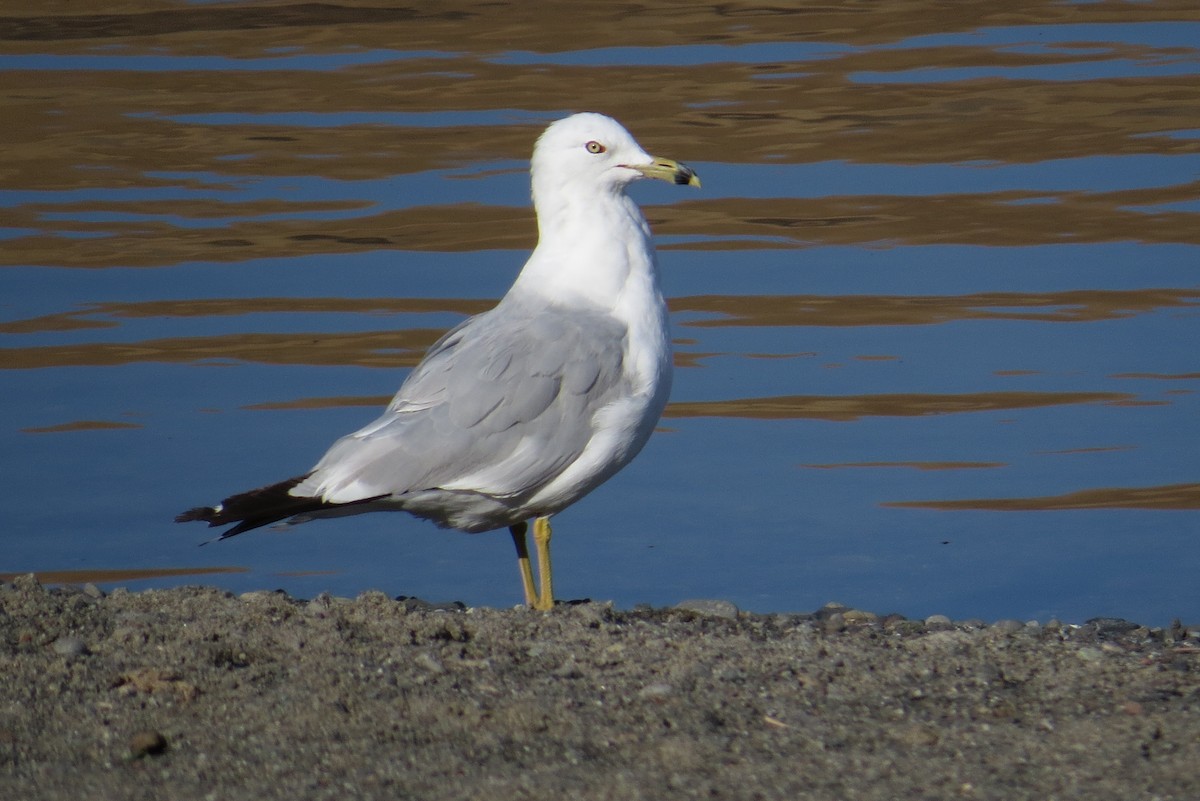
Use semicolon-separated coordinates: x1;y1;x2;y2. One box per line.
511;181;659;311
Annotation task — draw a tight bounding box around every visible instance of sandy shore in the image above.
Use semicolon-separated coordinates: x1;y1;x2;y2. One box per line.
1;574;1197;800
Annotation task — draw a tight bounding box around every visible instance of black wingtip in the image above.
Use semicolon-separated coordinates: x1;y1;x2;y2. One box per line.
175;506;219;525
175;474;318;539
176;474;389;543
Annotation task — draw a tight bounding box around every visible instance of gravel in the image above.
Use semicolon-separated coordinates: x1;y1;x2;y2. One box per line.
1;574;1197;800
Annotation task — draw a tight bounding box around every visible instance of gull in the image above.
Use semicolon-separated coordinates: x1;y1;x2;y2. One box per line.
177;112;700;610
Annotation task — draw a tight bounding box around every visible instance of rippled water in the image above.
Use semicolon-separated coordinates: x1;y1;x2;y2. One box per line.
2;1;1197;624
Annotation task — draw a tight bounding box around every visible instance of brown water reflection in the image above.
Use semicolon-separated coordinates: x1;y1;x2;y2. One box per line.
4;1;1198;189
664;391;1131;422
6;188;1200;268
6;71;1196;197
886;482;1200;511
676;289;1200;328
0;566;247;585
6;1;1193;53
0;297;492;335
0;330;440;370
190;289;1200;327
244;395;390;412
2;288;1192;370
22;420;142;434
803;461;1006;471
243;391;1134;421
4;1;1199;271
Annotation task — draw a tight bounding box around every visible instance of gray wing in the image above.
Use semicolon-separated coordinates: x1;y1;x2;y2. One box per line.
299;298;629;504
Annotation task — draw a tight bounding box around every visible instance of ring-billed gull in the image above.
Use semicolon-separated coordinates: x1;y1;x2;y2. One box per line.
177;112;700;610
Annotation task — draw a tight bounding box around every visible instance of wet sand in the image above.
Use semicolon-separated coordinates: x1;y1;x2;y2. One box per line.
1;574;1197;800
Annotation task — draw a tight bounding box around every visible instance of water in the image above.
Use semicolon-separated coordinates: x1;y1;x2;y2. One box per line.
2;1;1197;625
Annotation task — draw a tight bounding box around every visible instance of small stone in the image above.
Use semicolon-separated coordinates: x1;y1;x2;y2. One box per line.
129;730;168;758
1120;701;1144;716
815;602;848;619
674;599;739;620
83;583;105;599
842;609;878;625
638;682;674;701
883;616;924;635
413;651;446;675
13;574;42;593
397;596;466;613
568;601;612;626
924;614;953;630
1086;617;1139;636
715;666;746;682
51;636;88;658
991;619;1024;634
822;613;847;635
552;657;583;679
306;593;336;617
896;723;940;747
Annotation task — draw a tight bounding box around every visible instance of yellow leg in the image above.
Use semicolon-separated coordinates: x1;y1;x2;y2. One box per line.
508;517;555;611
532;516;554;611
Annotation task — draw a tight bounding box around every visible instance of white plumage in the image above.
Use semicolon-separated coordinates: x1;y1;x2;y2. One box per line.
178;113;700;608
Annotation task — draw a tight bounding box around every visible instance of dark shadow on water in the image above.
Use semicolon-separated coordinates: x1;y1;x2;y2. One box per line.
0;566;249;585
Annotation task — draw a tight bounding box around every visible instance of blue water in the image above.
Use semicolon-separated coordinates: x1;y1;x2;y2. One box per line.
2;2;1197;625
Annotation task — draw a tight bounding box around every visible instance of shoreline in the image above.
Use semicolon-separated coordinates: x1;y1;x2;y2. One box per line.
2;575;1198;800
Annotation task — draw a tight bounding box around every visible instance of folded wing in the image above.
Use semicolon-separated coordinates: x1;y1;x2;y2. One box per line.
293;298;630;507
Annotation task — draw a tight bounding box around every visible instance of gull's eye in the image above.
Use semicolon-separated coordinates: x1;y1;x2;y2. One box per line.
585;140;606;154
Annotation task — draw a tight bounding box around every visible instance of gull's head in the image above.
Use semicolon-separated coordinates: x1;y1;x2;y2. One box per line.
531;113;700;203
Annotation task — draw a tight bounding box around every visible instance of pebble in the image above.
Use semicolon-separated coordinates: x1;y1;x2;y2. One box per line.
51;636;88;658
992;619;1025;634
885;618;927;636
306;592;335;617
567;601;612;626
674;599;739;620
815;602;849;619
896;723;940;747
638;682;674;701
822;613;846;635
924;614;954;630
413;651;446;675
129;730;168;758
551;657;583;679
397;596;467;613
239;590;280;603
1086;617;1139;636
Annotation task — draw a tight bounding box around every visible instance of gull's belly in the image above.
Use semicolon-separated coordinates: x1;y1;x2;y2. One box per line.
522;314;672;517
